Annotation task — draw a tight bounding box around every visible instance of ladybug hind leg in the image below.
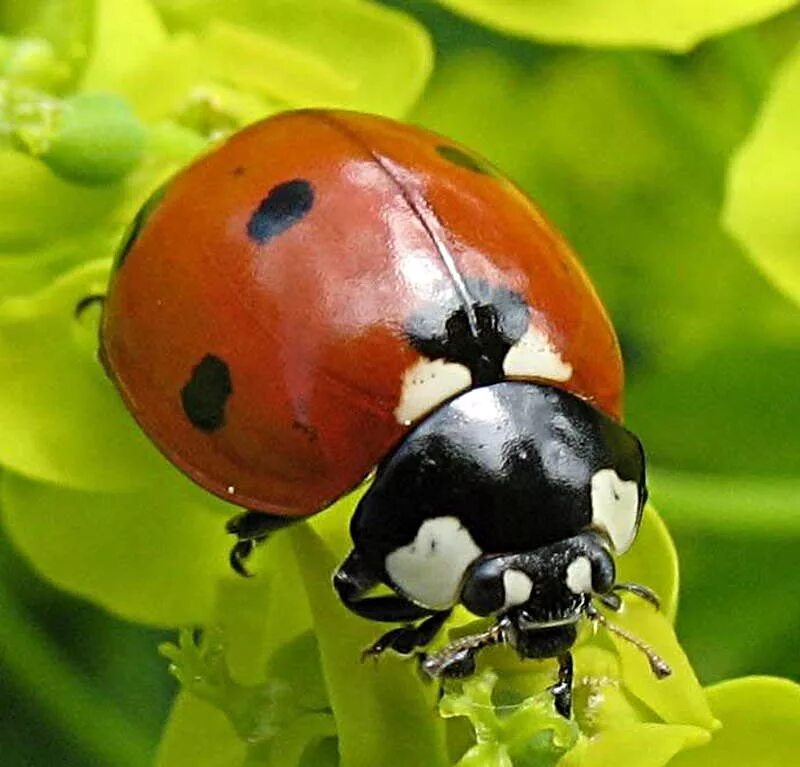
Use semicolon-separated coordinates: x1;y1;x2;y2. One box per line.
226;510;295;577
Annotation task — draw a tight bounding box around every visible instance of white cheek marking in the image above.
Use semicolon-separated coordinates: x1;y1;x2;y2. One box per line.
393;358;472;425
385;516;482;610
565;556;593;594
503;323;572;382
591;468;640;554
502;569;534;610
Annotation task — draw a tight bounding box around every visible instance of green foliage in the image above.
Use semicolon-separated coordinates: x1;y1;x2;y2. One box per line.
724;40;800;308
430;0;799;51
439;671;578;766
0;260;170;491
669;677;800;767
1;1;800;766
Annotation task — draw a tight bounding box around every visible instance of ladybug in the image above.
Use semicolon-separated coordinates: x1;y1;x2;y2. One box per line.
100;109;669;717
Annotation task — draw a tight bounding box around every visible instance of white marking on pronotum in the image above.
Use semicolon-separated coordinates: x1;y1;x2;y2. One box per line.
503;323;572;381
565;556;593;594
393;358;472;425
591;468;640;554
502;569;534;610
385;516;482;610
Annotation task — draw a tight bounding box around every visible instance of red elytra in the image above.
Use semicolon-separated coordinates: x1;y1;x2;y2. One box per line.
101;110;622;518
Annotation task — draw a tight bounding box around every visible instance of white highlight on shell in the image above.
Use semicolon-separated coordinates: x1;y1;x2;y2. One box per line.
565;556;593;595
502;569;534;610
503;323;573;382
393;357;472;425
590;468;640;554
385;516;482;610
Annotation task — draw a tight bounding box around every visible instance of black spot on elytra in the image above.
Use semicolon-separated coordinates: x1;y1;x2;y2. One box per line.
406;278;529;386
113;182;170;271
247;179;314;244
181;355;232;431
436;145;492;175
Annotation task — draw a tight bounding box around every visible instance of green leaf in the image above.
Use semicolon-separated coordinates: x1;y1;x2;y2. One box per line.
157;693;247;767
156;0;433;116
431;0;799;52
570;646;653;735
0;1;93;88
0;469;232;626
668;676;800;767
0;259;179;490
724;41;800;308
80;0;167;93
159;628;334;765
156;530;330;767
214;532;313;686
616;505;680;623
440;671;577;767
291;495;450;767
200;20;358;106
605;600;717;730
0;150;122;251
557;723;709;767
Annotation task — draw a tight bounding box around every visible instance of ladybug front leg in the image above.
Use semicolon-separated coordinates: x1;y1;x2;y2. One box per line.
333;549;438;623
362;610;451;659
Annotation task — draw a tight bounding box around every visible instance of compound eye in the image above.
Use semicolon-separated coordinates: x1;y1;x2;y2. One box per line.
460;557;509;616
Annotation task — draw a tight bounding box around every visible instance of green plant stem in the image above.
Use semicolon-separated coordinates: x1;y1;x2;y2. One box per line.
290;523;450;767
0;574;153;767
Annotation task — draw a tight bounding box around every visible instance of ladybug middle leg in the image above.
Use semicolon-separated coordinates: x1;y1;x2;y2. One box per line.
226;510;296;576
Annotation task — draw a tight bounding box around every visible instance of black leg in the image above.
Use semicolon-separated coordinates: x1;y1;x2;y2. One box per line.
226;510;296;577
74;293;106;318
333;549;438;623
597;591;623;611
550;653;574;718
362;610;451;659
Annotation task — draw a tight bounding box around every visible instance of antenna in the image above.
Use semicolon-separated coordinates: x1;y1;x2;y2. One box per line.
587;604;672;679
